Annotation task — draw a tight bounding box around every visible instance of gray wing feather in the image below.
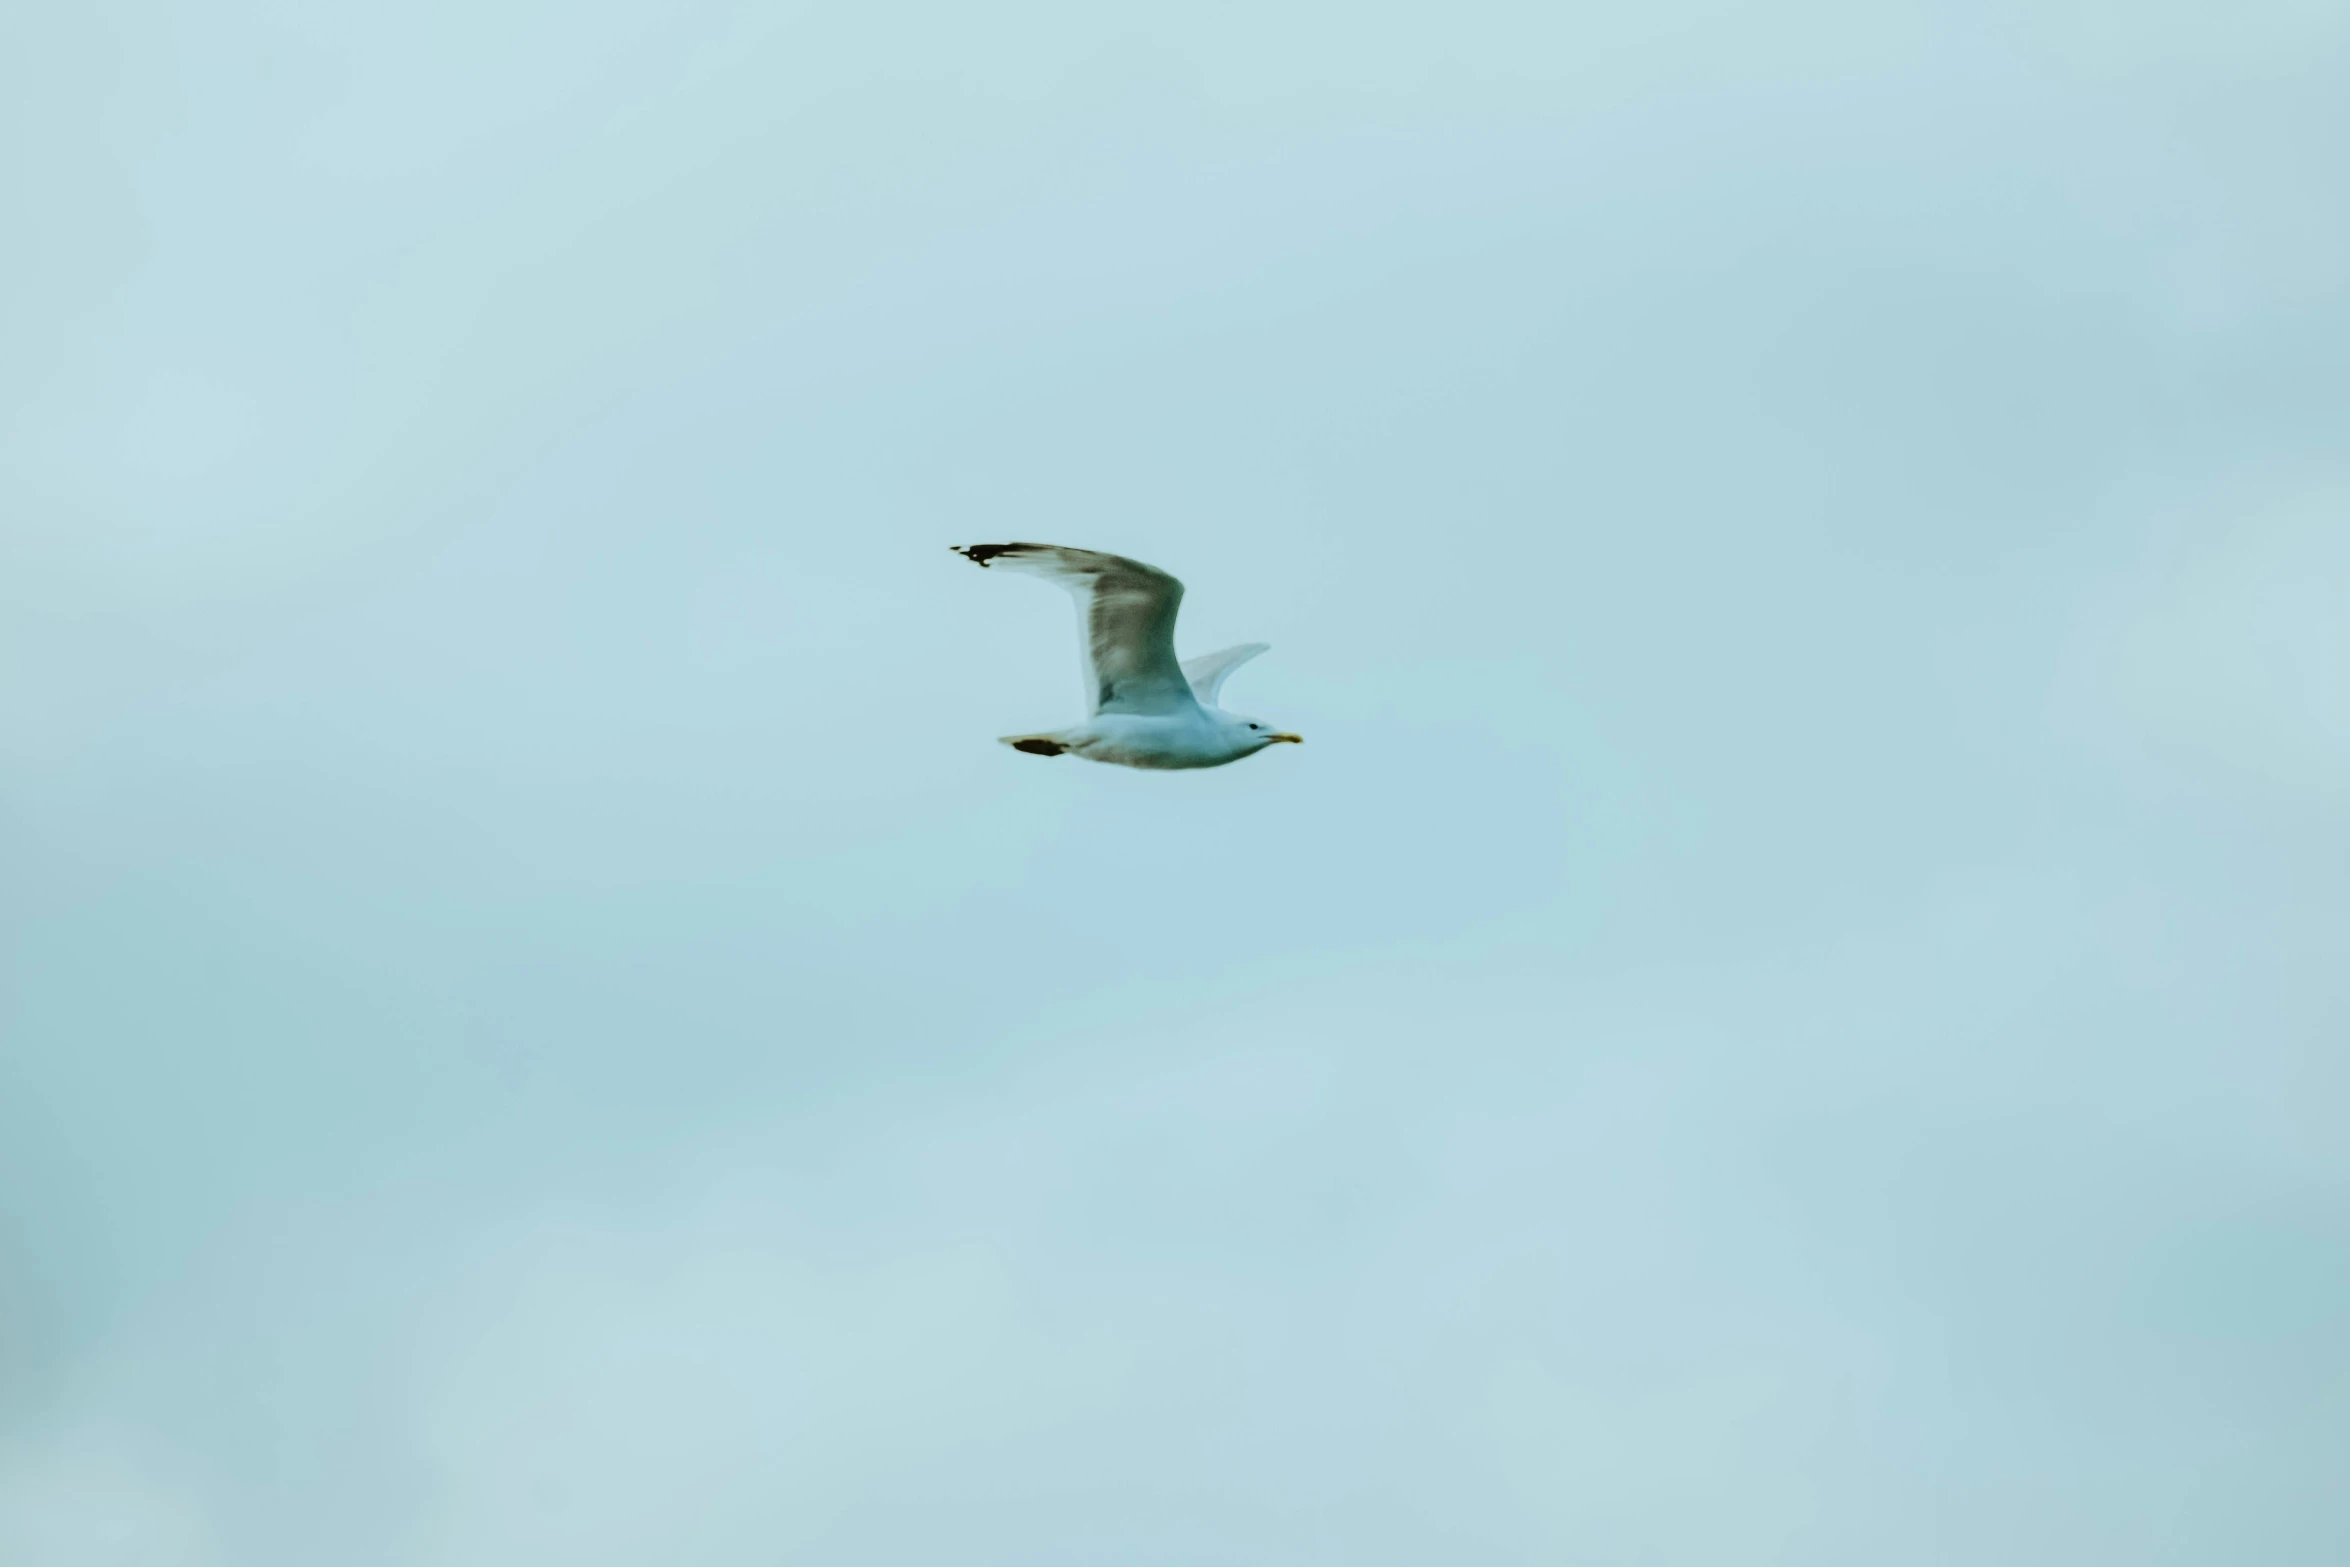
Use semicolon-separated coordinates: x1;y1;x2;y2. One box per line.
1179;643;1269;708
953;543;1198;716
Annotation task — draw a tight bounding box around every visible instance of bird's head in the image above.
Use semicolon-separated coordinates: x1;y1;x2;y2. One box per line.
1222;712;1303;752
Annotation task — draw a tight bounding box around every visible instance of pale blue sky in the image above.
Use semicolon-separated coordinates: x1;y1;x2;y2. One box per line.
3;2;2347;1563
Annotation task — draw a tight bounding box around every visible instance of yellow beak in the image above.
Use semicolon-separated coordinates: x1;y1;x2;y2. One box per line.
1268;732;1303;744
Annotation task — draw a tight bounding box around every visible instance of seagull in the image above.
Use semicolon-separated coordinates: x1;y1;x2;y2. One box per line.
952;543;1302;770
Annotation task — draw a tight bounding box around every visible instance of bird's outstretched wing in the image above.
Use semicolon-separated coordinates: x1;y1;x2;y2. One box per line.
1180;643;1269;708
953;543;1197;716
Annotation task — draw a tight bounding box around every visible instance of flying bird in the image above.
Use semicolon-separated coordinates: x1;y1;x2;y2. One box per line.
952;543;1302;770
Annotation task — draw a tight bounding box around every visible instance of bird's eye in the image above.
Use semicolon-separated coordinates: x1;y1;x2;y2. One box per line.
1249;723;1260;730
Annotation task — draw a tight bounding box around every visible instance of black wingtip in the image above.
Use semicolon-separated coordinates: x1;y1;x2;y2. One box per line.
952;543;1039;569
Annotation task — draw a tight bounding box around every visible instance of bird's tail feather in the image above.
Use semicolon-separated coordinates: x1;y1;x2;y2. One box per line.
999;734;1069;757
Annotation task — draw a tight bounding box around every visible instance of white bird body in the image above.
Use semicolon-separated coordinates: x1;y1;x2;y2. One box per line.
952;543;1301;770
1012;705;1269;771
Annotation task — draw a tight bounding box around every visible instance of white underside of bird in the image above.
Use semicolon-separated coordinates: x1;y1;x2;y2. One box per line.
952;542;1302;770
